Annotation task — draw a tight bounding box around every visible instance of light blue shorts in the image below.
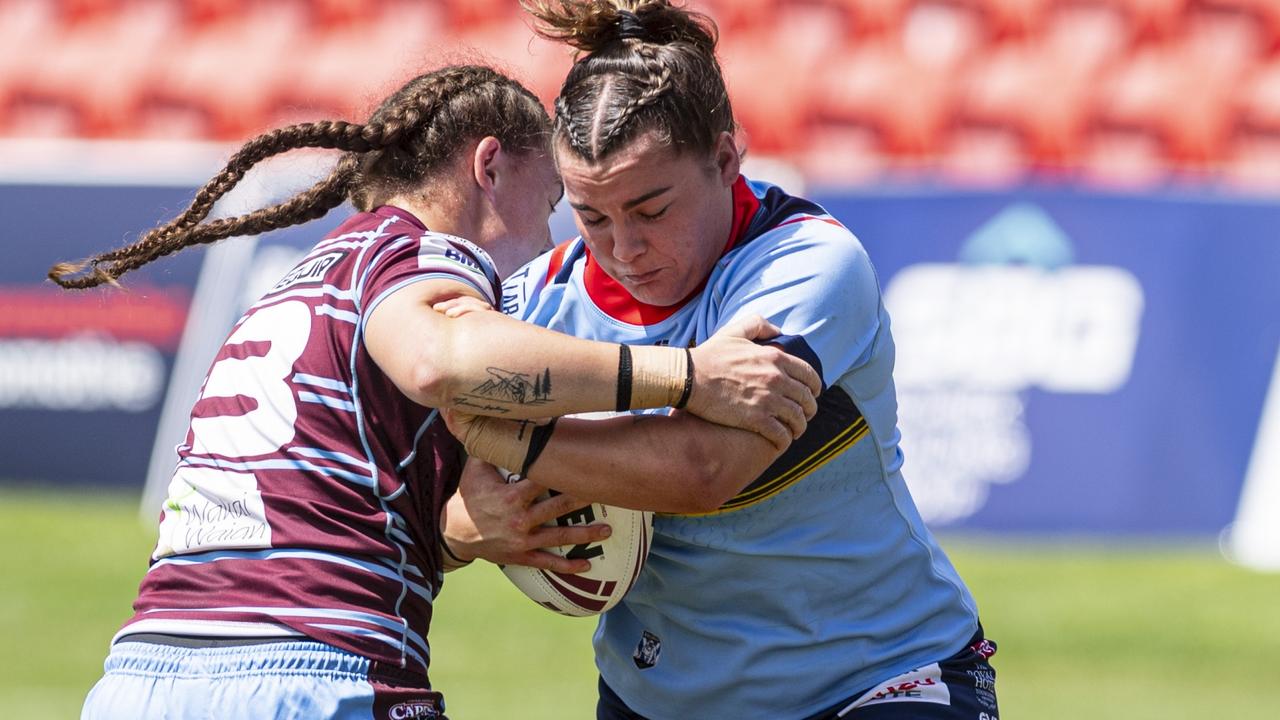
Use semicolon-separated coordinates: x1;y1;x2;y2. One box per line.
82;639;445;720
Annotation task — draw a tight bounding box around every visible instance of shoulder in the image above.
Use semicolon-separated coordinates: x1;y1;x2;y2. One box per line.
727;183;873;288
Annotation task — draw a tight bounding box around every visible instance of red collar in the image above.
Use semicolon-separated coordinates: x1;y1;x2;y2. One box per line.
582;176;761;325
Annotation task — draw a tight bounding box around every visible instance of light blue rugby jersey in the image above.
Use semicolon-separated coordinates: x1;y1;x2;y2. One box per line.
502;176;980;719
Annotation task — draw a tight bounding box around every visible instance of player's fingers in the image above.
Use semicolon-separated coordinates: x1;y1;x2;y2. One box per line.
751;414;792;451
529;523;611;551
779;374;819;421
774;351;823;398
771;397;808;440
527;492;594;527
518;550;591;574
717;313;781;342
510;476;550;504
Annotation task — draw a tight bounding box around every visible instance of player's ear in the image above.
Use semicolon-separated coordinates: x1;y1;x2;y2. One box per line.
472;136;503;203
712;131;740;187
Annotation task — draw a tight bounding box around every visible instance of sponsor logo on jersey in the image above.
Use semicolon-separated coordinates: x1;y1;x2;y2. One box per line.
444;247;480;272
270;252;343;293
633;630;662;669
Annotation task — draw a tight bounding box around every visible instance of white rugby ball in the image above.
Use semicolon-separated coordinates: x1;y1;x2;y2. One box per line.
498;467;653;617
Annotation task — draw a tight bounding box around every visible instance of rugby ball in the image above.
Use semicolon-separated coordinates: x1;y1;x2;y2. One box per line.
498;466;653;617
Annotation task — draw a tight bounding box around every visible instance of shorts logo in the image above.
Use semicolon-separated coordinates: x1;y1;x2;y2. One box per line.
388;701;439;719
969;638;997;659
839;663;951;713
633;630;661;669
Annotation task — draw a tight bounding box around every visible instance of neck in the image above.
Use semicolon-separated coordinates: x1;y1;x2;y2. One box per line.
385;192;480;242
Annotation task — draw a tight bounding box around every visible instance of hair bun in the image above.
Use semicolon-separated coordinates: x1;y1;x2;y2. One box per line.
616;9;647;41
524;1;717;56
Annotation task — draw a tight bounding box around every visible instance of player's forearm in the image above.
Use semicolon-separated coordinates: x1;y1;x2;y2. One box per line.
428;311;687;420
524;414;782;513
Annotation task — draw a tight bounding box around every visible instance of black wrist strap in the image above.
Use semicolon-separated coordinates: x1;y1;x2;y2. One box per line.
674;347;694;410
616;344;633;412
520;418;559;477
440;537;471;567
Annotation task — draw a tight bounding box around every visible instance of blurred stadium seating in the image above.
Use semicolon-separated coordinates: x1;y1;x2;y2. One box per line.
4;0;1280;189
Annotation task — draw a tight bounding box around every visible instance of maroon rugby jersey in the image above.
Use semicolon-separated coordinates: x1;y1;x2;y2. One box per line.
119;206;500;676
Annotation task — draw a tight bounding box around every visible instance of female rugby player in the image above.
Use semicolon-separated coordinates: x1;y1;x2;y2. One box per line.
446;3;1001;718
56;64;819;719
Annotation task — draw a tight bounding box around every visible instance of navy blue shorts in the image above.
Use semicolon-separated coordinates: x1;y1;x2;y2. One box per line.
598;630;999;720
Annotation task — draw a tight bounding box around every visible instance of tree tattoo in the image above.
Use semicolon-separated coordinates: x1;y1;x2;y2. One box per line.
454;367;553;410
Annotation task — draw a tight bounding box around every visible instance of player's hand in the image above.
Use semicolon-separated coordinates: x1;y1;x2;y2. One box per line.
441;458;611;573
433;295;494;318
686;314;822;450
441;407;477;442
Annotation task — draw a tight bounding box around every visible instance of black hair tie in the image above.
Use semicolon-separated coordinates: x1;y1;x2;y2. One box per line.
616;10;647;41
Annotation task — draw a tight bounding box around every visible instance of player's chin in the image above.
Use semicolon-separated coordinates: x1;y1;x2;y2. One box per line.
625;280;683;307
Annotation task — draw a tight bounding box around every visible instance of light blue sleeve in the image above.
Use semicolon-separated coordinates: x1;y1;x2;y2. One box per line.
714;221;883;389
499;250;555;321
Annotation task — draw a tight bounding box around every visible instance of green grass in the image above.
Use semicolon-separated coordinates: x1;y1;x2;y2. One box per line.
4;487;1280;719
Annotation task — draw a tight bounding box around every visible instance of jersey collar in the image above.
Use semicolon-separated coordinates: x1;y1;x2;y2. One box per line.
582;176;761;326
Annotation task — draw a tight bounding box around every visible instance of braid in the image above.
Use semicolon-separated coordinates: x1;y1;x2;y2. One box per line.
596;45;673;151
529;0;734;162
556;94;593;158
49;123;372;289
50;159;357;290
50;64;551;290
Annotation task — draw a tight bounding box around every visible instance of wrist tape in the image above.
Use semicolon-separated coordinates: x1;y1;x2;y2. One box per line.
624;345;691;410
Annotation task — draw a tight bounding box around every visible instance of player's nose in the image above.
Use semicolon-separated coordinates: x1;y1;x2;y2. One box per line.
610;222;646;263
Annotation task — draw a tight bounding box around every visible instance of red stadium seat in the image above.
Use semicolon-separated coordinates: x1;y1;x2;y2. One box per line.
1182;3;1267;81
310;0;385;29
1085;43;1239;177
1221;135;1280;190
1042;0;1131;76
810;39;954;158
793;123;895;185
1199;0;1280;49
273;1;449;124
718;6;846;155
948;42;1096;169
898;0;988;70
451;14;575;107
699;0;782;33
180;0;246;26
1226;55;1280;190
57;0;119;25
441;0;523;29
0;0;58;135
1113;0;1190;41
828;0;913;36
971;0;1056;39
139;2;310;139
1238;56;1280;134
3;0;176;137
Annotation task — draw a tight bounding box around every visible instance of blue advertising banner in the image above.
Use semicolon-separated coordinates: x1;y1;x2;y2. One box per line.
4;182;1277;547
0;183;341;487
817;189;1280;538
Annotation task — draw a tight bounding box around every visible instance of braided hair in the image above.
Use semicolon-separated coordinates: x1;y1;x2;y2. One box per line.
523;0;735;162
50;65;550;289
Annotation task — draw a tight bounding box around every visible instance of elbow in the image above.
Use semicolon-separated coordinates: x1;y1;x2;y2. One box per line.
407;345;464;408
670;447;740;514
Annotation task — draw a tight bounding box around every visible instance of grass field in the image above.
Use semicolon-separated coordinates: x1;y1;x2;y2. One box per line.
3;486;1280;719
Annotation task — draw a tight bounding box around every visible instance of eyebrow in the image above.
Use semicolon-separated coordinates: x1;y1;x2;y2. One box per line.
553;181;565;205
569;185;672;214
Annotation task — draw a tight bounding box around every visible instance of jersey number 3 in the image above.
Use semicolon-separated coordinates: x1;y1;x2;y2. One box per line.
190;301;312;457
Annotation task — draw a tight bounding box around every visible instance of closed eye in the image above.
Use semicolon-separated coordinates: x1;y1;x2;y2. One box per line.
638;203;671;222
